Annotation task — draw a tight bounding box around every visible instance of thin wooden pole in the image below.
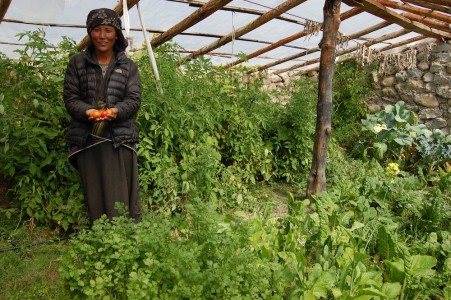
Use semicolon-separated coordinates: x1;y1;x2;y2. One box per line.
358;0;451;39
151;0;232;48
224;6;363;68
401;0;450;14
377;0;451;23
302;35;429;73
166;0;307;26
137;2;163;95
274;28;410;75
181;0;307;63
424;0;451;6
0;0;12;23
2;18;307;51
306;0;342;197
401;12;450;32
257;19;390;72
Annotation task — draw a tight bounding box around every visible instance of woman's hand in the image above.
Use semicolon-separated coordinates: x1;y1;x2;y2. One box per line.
104;108;118;121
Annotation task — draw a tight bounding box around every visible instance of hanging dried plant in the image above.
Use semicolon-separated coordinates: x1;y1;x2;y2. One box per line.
336;32;350;50
303;20;322;41
355;44;427;75
378;48;417;75
355;44;380;66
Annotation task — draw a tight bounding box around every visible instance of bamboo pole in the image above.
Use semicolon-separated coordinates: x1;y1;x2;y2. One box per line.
306;0;342;197
259;20;391;73
137;2;163;95
76;0;141;52
377;0;451;23
180;0;307;63
0;0;12;23
151;0;232;48
224;6;363;68
357;0;451;39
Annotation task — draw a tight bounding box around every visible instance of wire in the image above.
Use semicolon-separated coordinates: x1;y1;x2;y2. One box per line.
242;0;313;23
0;236;72;253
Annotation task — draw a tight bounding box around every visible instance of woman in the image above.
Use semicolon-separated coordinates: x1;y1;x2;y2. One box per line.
63;8;141;222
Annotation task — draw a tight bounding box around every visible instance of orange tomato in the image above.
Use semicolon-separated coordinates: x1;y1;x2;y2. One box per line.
91;110;101;119
100;110;108;118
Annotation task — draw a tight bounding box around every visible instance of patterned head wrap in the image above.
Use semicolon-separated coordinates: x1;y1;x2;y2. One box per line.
86;8;128;51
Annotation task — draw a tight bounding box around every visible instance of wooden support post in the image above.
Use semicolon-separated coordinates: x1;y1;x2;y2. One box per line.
306;0;342;197
0;0;12;23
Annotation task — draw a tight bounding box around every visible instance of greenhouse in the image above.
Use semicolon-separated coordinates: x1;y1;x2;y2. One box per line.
0;0;450;299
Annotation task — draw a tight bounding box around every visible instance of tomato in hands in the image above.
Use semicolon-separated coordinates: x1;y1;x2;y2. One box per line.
87;108;117;122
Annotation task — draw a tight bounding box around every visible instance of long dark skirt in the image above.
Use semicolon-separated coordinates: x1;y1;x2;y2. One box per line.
73;141;140;222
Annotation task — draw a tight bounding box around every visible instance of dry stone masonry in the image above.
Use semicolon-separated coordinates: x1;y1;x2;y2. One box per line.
366;42;451;135
261;42;450;135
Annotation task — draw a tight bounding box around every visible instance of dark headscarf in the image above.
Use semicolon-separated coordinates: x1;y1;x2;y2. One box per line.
86;8;128;52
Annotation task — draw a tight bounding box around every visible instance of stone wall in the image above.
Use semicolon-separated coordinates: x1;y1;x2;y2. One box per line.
260;42;450;135
364;42;450;135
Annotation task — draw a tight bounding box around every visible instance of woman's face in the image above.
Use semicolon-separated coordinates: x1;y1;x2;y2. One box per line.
90;25;116;54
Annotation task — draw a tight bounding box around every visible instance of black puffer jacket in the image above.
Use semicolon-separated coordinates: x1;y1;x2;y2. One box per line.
63;49;141;147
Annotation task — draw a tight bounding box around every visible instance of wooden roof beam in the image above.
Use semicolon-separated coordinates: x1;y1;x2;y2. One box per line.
180;0;307;63
377;0;451;23
224;6;363;68
257;19;390;72
0;0;12;23
166;0;308;26
352;0;451;39
424;0;451;6
2;17;308;52
151;0;232;48
302;35;428;73
274;28;411;75
402;12;450;32
77;0;141;51
401;0;450;15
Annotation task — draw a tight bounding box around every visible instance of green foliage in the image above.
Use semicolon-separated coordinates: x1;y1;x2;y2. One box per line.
60;201;286;299
353;101;451;173
0;217;71;300
0;32;318;228
332;60;375;149
270;78;316;183
249;156;450;299
134;45;315;211
0;30;87;229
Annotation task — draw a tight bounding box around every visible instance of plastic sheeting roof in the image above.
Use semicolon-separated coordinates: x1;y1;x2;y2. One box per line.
0;0;448;73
